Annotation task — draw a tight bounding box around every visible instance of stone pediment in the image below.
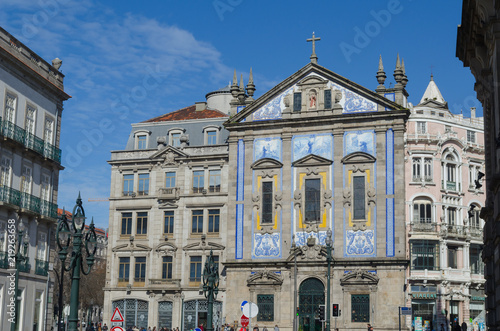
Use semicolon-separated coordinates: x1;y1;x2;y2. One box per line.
340;270;379;286
297;75;328;87
150;145;189;160
251;158;284;170
341;152;376;164
112;242;152;253
417;99;449;109
158;201;179;209
154;242;178;253
292;154;333;167
183;241;225;251
247;270;283;286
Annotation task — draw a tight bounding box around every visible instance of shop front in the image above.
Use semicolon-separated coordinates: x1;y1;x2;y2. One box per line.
411;286;437;331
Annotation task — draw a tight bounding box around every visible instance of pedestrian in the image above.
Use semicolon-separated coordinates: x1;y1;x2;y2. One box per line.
103;324;109;331
263;327;268;331
461;321;467;331
253;325;259;331
367;324;371;331
274;325;279;331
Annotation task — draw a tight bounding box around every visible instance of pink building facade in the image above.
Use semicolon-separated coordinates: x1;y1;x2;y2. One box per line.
405;77;485;331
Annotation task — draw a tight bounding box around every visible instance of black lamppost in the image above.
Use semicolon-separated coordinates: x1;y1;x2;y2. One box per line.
202;250;219;331
56;211;69;331
11;219;30;331
325;229;333;331
56;194;97;331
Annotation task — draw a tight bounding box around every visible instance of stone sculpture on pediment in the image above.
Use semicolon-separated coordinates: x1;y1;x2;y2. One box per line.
247;270;283;286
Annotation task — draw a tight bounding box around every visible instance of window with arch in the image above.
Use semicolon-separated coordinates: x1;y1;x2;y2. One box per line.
112;299;149;329
158;301;173;329
203;125;220;145
413;198;433;223
168;128;185;148
442;151;460;191
469;205;481;229
134;130;151;150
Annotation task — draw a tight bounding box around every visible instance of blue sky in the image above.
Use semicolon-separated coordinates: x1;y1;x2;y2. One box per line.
1;0;480;229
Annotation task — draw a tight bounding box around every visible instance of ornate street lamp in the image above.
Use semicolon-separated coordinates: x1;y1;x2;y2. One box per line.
11;219;30;331
56;194;97;331
325;229;333;331
202;250;219;331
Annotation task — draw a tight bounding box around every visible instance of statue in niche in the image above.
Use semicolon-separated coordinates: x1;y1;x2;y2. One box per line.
309;90;317;109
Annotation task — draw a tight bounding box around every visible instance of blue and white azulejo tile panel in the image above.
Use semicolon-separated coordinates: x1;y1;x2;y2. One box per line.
253;233;281;258
254;137;282;161
253;86;294;121
326;80;377;113
292;134;333;162
344;130;375;156
345;230;375;256
295;231;328;246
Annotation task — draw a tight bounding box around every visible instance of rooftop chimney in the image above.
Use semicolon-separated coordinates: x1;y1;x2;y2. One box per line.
195;102;207;111
470;107;476;118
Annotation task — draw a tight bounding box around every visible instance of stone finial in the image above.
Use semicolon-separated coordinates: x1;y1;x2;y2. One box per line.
246;67;256;99
376;55;386;86
238;74;246;102
231;69;239;98
401;58;408;87
52;58;62;70
393;53;404;85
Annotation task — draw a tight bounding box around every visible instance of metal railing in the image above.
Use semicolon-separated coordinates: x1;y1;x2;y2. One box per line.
35;259;49;276
0;117;62;163
0;185;58;218
0;251;8;269
18;259;31;273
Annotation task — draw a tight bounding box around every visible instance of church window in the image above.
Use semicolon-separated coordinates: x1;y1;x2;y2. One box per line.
138;173;149;195
208;209;220;233
121;213;132;235
191;210;203;233
162;256;173;279
164;211;174;234
257;294;274;321
134;256;146;282
136;212;148;235
262;181;274;223
209;169;221;192
123;174;134;196
119;257;130;282
324;89;332;109
193;170;204;193
293;92;302;112
190;256;202;282
353;176;365;220
410;240;439;270
351;294;369;322
413;200;432;223
417;121;426;134
165;172;176;188
304;179;321;222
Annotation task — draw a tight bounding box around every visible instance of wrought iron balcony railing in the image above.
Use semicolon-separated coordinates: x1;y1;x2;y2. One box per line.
0;185;58;218
35;259;49;276
0;117;62;163
18;259;31;273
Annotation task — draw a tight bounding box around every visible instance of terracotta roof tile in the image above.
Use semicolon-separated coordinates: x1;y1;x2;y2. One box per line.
143;105;228;123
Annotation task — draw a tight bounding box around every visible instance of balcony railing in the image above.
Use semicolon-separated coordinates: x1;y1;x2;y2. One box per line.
0;185;58;218
440;224;466;237
18;259;31;273
35;259;49;276
0;117;62;163
409;222;438;233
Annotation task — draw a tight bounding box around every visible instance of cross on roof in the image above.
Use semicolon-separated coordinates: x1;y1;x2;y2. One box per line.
307;32;321;64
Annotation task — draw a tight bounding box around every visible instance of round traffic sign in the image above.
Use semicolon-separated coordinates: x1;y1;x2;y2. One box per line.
111;327;125;331
241;300;248;312
242;302;259;318
241;315;249;327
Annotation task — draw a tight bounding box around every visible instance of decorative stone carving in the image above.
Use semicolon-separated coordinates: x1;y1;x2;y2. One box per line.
340;270;379;286
247;270;283;286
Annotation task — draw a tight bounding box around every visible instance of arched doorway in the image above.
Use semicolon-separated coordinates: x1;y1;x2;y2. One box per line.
298;278;324;331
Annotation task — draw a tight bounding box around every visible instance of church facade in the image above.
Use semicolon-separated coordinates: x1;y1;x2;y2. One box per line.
223;53;410;331
104;43;412;330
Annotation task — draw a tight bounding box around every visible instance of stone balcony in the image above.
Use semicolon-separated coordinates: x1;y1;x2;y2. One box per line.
157;187;180;200
408;222;483;241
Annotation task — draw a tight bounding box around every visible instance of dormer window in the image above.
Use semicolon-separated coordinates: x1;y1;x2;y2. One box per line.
203;125;220;145
134;130;151;150
171;133;181;147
